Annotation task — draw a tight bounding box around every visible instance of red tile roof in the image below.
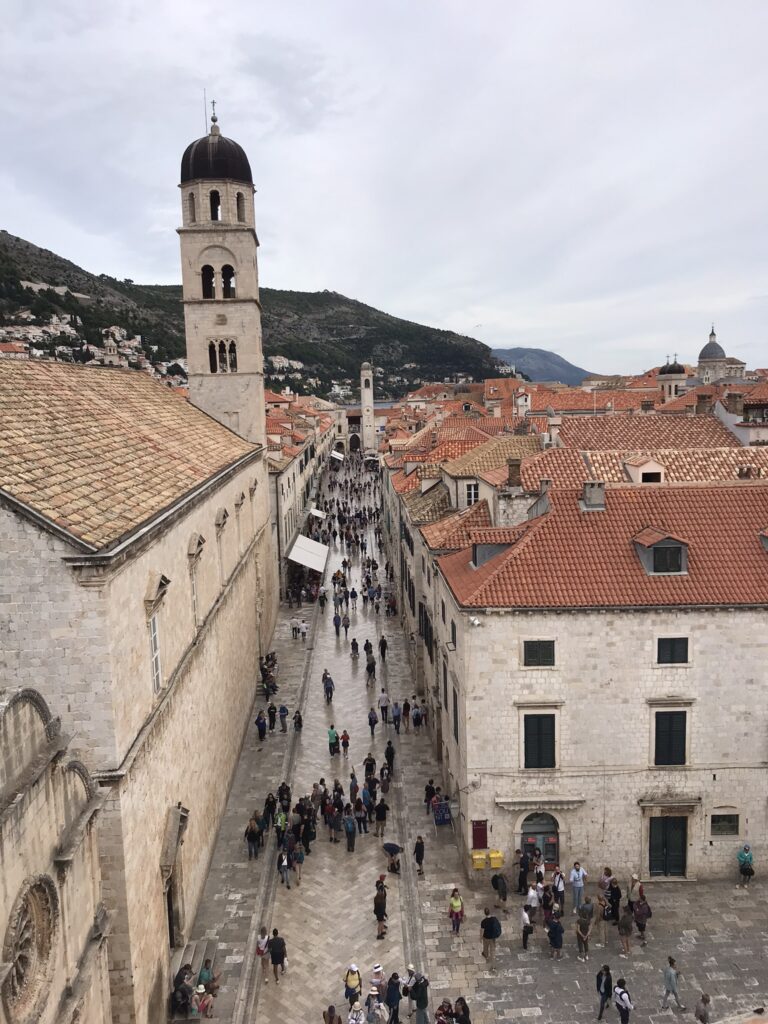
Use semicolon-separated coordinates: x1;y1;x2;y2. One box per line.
744;380;768;405
420;500;492;550
557;414;739;450
529;389;662;413
519;449;592;491
438;481;768;609
263;388;291;404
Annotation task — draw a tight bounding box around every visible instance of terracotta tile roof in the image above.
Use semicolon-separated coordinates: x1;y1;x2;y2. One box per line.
439;481;768;609
442;435;542;477
391;470;420;494
632;526;681;547
529;388;662;413
420;500;492;550
468;523;532;544
477;465;509;487
519;449;592;491
743;380;768;405
263;388;291;404
586;447;768;483
557;414;739;450
402;482;452;524
440;399;488;416
0;361;256;550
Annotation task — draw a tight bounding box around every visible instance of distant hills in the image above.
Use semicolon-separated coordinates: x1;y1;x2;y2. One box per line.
0;230;593;394
492;347;592;386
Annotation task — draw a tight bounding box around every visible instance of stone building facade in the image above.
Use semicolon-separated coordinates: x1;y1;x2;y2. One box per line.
433;480;768;880
1;688;111;1024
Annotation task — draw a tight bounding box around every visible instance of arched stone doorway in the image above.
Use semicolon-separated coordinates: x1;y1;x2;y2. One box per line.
521;811;560;870
334;440;345;453
349;433;361;453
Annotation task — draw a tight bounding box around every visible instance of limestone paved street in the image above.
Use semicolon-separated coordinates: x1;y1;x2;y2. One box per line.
187;493;768;1024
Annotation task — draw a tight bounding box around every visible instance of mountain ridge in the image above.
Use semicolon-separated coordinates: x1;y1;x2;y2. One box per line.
492;346;592;386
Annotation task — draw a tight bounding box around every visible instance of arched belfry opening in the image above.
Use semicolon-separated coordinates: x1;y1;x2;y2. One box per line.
201;265;215;299
218;340;228;372
364;378;371;389
236;192;245;222
208;342;217;373
222;265;236;299
188;193;196;223
209;190;221;221
228;341;238;372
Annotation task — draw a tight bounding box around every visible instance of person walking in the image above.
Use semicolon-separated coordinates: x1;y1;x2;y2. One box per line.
596;964;612;1021
618;906;634;958
410;974;430;1024
414;835;425;876
384;740;395;775
632;894;651;947
244;817;260;861
547;912;564;959
661;956;686;1011
737;843;754;886
402;699;411;733
277;848;292;889
493;870;509;913
480;908;501;964
324;673;336;704
255;709;267;741
333;612;342;637
627;873;642;912
324;1007;343;1024
607;878;622;923
384;973;402;1024
341;729;350;757
575;912;592;962
328;724;340;756
377;688;391;724
401;964;417;1018
379;635;388;660
256;926;270;984
267;702;277;732
343;807;357;852
516;848;530;894
278;702;289;732
269;928;287;982
293;841;305;883
342;612;350;637
391;701;402;734
694;993;712;1023
521;905;534;949
374;885;388;940
552;865;566;913
368;707;378;738
613;978;634;1024
374;798;389;837
570;861;588;913
300;619;308;641
343;963;362;1008
448;888;465;934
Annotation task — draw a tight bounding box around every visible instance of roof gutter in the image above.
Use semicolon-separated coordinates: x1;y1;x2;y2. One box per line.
63;446;264;568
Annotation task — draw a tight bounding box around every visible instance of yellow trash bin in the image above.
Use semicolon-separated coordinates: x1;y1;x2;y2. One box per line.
471;850;488;870
488;849;504;869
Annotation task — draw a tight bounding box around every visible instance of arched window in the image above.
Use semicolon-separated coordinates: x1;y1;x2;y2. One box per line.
218;340;228;372
364;378;371;389
201;265;215;299
210;190;221;221
188;192;196;223
228;341;238;372
208;341;217;373
236;192;245;222
222;265;236;299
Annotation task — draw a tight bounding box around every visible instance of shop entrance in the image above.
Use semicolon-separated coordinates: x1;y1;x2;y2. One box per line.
521;812;559;871
349;433;361;452
649;816;687;876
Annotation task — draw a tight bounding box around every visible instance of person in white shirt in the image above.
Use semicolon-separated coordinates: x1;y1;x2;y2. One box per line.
377;689;391;724
552;865;567;913
570;861;588;913
613;979;634;1023
520;905;533;949
401;963;417;1017
526;884;539;923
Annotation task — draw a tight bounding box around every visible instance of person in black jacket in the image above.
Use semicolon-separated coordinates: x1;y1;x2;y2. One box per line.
596;964;612;1021
517;849;530;894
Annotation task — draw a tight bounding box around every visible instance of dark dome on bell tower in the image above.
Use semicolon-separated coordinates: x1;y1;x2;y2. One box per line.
180;113;252;185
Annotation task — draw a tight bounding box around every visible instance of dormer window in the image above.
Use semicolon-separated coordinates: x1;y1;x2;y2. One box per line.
653;545;682;573
633;527;688;575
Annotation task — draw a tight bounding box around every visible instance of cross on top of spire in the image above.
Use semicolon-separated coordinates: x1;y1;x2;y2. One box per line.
210;98;217;124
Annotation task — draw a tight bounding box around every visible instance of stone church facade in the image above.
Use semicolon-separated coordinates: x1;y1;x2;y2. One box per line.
0;115;277;1024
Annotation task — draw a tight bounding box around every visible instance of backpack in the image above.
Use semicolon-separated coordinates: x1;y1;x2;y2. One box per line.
489;917;502;939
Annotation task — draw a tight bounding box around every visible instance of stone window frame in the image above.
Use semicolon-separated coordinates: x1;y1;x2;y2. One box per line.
144;572;170;695
187;534;206;629
647;698;694;768
520;637;558;670
654;634;691;668
710;807;740;839
1;875;60;1023
516;703;562;770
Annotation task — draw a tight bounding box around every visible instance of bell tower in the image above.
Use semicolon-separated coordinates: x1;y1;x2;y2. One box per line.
360;361;376;454
177;109;266;445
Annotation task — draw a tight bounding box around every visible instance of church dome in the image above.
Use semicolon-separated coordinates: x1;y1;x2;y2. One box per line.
698;328;725;362
658;359;685;376
180;116;252;185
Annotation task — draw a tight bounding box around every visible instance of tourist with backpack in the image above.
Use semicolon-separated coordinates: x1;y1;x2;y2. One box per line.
480;908;502;963
613;978;633;1023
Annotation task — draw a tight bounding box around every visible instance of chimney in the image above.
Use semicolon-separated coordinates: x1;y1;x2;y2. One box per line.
694;395;713;415
581;480;606;510
507;457;522;487
539;478;551;495
725;392;744;417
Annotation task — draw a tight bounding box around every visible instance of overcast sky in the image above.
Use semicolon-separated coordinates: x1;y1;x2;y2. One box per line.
2;0;767;373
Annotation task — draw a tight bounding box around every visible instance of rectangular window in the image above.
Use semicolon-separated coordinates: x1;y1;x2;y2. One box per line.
443;661;448;707
653;545;682;573
711;813;739;836
524;714;555;768
190;566;199;627
451;620;457;647
441;600;446;624
523;640;555;667
466;482;479;506
657;637;689;664
452;687;459;744
149;614;162;693
641;471;662;483
655;710;686;765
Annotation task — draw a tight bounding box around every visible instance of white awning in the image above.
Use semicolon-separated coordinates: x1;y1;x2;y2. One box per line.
309;507;327;520
287;535;330;574
330;450;344;461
